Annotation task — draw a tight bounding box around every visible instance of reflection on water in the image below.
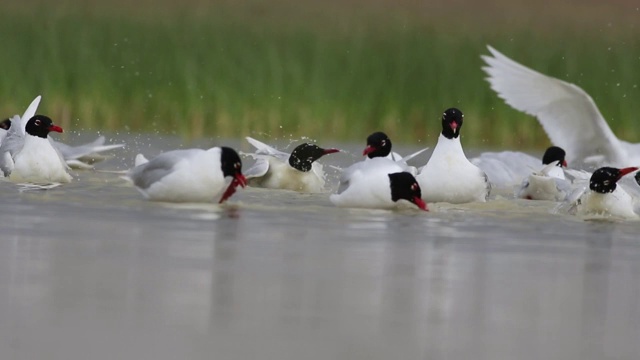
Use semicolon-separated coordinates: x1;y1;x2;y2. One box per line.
0;134;639;360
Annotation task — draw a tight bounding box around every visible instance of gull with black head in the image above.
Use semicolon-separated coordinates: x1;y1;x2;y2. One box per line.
563;166;640;219
362;131;427;175
127;146;246;203
331;166;427;211
243;137;339;192
516;146;572;201
482;45;640;168
416;108;490;204
0;96;71;184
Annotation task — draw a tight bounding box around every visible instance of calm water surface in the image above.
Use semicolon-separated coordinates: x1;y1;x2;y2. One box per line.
0;133;639;360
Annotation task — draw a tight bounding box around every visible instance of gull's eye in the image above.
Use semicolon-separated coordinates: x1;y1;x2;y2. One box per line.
235;162;241;169
603;180;610;186
381;140;386;146
411;183;418;191
34;119;41;126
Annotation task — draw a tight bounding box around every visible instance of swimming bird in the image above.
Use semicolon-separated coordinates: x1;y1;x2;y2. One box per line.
0;97;72;184
362;131;427;175
563;166;640;219
515;146;570;200
472;146;567;188
127;146;246;203
416;108;490;203
243;137;339;192
473;146;571;200
0;117;124;169
330;158;427;211
482;45;640;168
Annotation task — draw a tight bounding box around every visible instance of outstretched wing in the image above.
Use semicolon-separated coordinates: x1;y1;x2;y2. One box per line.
482;46;624;165
245;136;290;162
51;136;124;161
243;156;270;179
0;96;42;176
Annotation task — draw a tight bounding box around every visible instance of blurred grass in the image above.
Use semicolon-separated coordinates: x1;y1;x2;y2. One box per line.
0;0;639;148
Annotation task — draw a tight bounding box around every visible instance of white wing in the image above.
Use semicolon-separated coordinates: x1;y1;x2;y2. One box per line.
127;149;199;189
0;115;25;176
337;158;403;194
537;161;560;176
245;136;290;162
482;46;625;165
471;150;540;187
50;136;125;161
564;169;592;182
20;95;41;135
134;154;149;167
399;147;429;163
243;156;270;179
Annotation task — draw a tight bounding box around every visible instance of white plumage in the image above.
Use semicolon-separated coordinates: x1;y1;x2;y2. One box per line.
0;96;71;184
416;108;490;204
243;137;339;193
482;45;640;168
330;157;427;210
127;147;246;203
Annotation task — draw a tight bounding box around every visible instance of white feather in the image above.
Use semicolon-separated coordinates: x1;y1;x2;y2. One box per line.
482;45;640;167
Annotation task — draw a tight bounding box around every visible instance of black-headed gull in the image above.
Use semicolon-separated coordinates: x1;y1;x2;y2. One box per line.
516;163;572;202
472;146;568;188
362;131;427;175
416;108;490;203
330;158;427;211
515;146;570;201
127;146;246;203
243;137;339;192
562;166;640;219
0;117;124;169
0;97;71;184
482;45;640;168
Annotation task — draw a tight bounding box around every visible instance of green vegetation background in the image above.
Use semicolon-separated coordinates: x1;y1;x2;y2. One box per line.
1;0;639;149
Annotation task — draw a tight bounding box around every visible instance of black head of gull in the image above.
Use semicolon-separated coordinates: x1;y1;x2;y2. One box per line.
363;132;392;158
288;143;339;172
389;172;428;211
441;108;463;139
219;146;248;203
0;118;11;130
589;166;638;194
220;147;247;185
25;115;63;138
542;146;567;167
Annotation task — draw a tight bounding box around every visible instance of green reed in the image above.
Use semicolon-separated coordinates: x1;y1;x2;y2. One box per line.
0;3;639;149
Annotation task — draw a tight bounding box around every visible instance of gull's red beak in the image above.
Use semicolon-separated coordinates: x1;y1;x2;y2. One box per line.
619;167;639;178
48;125;63;133
413;197;428;211
219;173;247;204
562;160;568;167
323;148;340;155
235;173;247;188
362;145;376;156
450;121;458;132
